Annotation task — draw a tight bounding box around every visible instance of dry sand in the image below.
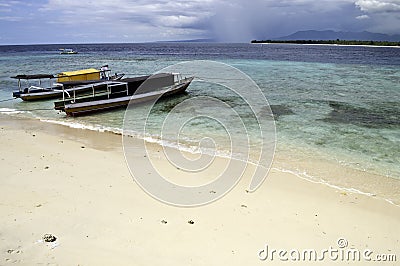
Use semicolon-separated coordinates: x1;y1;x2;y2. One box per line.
1;115;399;265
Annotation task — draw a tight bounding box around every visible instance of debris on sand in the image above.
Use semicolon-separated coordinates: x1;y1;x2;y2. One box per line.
43;234;57;242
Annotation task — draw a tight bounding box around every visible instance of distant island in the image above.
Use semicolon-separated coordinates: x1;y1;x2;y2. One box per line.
252;30;400;46
251;39;400;46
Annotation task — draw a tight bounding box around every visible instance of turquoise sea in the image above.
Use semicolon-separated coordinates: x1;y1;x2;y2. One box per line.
0;43;399;198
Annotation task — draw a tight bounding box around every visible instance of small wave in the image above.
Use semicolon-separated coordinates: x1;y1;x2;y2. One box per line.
39;119;123;135
123;129;263;164
39;118;240;160
141;133;237;159
272;167;399;207
124;129;272;166
0;108;28;115
38;118;245;161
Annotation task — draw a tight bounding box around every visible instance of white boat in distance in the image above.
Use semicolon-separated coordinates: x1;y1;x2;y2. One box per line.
59;48;78;54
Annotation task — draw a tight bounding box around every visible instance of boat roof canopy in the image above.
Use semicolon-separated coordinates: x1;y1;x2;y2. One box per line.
58;68;100;77
11;74;55;80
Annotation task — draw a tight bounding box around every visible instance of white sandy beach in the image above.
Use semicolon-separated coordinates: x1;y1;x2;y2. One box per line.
253;42;400;48
1;114;399;265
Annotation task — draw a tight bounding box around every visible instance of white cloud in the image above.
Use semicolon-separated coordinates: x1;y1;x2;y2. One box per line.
354;0;400;34
355;0;400;13
0;16;23;21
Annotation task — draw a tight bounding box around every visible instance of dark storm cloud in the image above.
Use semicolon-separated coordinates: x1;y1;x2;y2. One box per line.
209;0;366;41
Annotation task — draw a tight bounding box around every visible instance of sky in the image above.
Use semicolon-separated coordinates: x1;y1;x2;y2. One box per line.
0;0;399;44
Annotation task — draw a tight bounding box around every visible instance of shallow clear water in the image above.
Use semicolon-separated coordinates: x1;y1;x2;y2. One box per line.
0;43;399;181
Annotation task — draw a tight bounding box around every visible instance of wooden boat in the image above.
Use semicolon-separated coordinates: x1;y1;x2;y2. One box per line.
59;48;78;54
54;73;193;116
12;66;124;101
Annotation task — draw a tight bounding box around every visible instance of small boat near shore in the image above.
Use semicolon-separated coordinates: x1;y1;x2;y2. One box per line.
54;73;193;116
12;66;124;101
59;48;78;54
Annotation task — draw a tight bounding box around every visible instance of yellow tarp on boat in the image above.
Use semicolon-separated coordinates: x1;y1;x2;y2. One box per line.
57;68;100;82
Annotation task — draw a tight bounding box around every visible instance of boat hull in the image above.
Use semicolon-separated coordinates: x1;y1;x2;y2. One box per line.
61;78;192;117
15;90;63;101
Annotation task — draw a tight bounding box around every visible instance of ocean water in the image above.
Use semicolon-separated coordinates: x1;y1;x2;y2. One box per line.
0;43;399;188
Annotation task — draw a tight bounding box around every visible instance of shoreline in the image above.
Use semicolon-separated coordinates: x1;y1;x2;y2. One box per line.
251;42;400;48
1;113;400;265
2;112;400;206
